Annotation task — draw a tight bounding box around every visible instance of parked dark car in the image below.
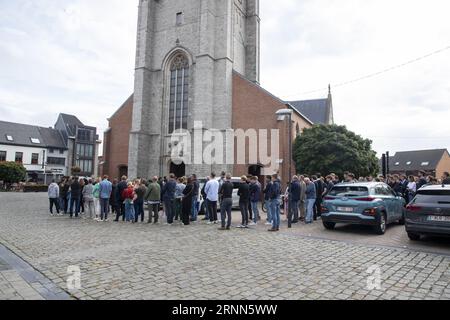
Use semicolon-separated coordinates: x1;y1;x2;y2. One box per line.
321;182;406;235
405;185;450;241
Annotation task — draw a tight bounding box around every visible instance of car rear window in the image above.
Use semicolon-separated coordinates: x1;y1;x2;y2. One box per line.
328;186;369;197
414;190;450;204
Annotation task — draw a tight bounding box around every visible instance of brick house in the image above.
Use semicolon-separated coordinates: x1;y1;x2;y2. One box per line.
387;149;450;179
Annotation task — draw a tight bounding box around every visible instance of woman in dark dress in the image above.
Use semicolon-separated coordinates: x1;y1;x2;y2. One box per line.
182;178;194;226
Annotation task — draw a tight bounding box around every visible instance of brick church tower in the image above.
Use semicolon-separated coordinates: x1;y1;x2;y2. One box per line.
128;0;260;179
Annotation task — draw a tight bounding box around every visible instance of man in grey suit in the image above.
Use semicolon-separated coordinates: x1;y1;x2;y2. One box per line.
299;175;306;222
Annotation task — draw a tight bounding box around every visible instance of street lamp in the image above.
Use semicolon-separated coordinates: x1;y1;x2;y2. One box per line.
276;108;293;228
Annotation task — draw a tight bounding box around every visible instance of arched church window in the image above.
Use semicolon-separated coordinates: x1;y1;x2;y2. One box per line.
168;53;189;134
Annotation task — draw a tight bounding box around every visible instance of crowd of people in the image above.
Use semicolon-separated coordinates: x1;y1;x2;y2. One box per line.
46;170;450;232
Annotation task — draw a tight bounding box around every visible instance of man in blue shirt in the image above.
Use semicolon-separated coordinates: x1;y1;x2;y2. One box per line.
305;177;317;224
205;173;220;224
268;174;281;232
98;175;113;221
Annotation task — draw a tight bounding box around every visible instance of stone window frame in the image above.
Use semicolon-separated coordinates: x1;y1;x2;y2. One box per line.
168;53;190;134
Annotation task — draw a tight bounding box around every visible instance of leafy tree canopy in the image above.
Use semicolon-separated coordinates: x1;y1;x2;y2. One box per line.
0;162;27;184
293;124;379;178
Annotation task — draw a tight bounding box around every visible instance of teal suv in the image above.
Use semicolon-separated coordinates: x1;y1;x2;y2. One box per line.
321;182;406;235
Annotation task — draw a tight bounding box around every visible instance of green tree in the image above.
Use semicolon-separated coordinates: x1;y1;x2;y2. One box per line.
71;166;81;176
293;124;379;178
0;161;27;184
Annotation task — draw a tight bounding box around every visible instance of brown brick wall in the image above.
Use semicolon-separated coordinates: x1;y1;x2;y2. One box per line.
101;95;133;179
436;151;450;179
232;72;312;185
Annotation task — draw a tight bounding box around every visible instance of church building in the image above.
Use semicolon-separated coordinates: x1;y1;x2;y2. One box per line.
101;0;334;183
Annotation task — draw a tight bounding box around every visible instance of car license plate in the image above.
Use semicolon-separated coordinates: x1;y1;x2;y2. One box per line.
337;207;354;213
428;216;450;222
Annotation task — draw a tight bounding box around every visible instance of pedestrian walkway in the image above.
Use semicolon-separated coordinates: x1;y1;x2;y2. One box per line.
0;244;71;300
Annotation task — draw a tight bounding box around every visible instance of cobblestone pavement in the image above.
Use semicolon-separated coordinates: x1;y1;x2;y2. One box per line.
1;193;450;300
0;244;70;300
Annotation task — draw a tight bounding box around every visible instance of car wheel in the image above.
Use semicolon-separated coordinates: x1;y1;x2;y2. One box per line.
374;213;387;235
323;221;336;230
407;232;421;241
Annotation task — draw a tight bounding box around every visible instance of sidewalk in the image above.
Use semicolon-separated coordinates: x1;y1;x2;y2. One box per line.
0;244;71;300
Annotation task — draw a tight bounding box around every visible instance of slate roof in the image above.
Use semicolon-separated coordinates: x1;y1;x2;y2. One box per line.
38;127;66;149
388;149;448;172
287;99;332;125
0;120;66;149
58;113;84;137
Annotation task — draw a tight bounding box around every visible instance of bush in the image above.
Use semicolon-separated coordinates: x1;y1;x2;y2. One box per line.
0;162;26;184
22;185;49;193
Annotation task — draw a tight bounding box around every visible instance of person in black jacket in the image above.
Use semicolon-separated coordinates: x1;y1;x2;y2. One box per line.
417;171;428;190
442;172;450;185
69;178;81;218
312;175;324;221
289;176;301;225
263;176;273;225
59;178;70;214
115;176;128;222
238;176;250;228
218;174;234;230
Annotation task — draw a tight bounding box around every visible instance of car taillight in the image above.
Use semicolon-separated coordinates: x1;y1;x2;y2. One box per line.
321;206;329;213
406;205;422;212
363;208;377;216
355;197;376;202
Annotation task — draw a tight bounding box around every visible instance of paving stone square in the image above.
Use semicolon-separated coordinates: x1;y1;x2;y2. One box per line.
0;193;450;300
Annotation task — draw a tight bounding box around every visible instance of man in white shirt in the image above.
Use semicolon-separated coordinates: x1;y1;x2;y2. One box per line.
205;172;220;224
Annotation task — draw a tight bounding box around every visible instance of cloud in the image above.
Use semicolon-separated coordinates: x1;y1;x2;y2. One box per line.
0;0;137;134
260;0;450;156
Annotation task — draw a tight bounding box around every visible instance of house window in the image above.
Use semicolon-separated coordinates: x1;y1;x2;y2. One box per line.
49;148;54;153
176;12;184;25
168;53;189;134
77;129;92;142
76;159;93;173
6;135;13;141
59;149;64;155
15;152;23;163
0;151;6;162
31;153;39;165
47;157;65;166
30;138;40;144
76;144;93;158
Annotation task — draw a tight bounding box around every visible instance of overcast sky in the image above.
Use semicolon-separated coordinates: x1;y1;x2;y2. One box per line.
1;0;449;157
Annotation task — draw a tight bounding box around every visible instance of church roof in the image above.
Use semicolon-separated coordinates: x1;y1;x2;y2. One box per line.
109;94;134;120
287;98;332;125
232;71;314;125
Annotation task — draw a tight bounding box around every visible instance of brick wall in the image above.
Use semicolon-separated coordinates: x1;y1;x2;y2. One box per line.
436;151;450;179
102;95;133;179
232;71;312;185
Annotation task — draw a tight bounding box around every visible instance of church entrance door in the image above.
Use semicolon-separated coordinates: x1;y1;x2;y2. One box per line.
170;162;186;178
